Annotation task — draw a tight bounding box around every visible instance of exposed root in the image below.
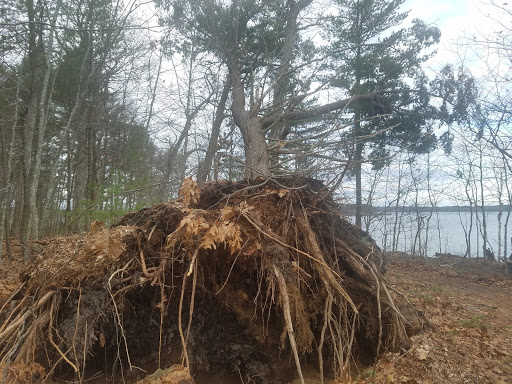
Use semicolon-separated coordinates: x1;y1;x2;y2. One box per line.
0;177;423;383
296;214;358;313
48;292;77;373
318;294;332;384
273;264;304;384
108;260;135;372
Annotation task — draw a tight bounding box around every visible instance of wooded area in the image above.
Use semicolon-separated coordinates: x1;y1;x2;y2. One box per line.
0;0;511;382
0;0;511;262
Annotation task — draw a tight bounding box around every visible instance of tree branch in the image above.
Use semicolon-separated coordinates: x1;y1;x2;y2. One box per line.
262;93;377;128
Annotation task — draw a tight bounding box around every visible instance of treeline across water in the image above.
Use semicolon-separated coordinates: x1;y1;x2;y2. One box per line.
352;209;511;261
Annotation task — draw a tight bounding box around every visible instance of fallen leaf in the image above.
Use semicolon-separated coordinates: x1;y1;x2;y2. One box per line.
278;188;288;198
178;177;200;206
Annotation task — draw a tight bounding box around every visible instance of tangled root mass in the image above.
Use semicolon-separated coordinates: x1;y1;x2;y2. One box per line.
0;177;426;383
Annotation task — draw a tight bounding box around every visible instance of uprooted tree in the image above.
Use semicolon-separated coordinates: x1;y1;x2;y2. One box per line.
0;178;426;383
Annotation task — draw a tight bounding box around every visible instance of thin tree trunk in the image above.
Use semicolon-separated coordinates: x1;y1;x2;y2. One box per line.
20;89;37;259
464;182;474;258
478;144;492;260
503;157;511;272
424;153;436;258
198;78;230;184
392;162;403;252
40;38;92;234
145;49;163;134
24;0;62;246
0;77;21;261
353;12;363;227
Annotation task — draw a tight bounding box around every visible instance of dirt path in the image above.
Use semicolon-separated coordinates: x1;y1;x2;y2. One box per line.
361;254;512;384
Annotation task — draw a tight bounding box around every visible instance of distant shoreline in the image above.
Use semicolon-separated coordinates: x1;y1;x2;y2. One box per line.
340;204;512;215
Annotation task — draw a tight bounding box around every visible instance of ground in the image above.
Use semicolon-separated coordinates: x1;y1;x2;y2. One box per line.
1;242;511;384
361;253;512;384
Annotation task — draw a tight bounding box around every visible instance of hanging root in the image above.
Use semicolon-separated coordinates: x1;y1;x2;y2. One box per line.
47;292;78;373
318;294;332;384
178;247;199;370
273;264;304;384
296;214;358;313
108;260;135;372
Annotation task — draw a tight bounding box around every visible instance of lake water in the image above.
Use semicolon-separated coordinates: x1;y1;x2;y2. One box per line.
351;210;512;259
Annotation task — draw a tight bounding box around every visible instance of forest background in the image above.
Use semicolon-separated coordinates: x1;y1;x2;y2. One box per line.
0;0;511;263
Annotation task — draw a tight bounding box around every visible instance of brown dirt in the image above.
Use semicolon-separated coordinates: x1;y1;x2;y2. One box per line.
357;253;512;384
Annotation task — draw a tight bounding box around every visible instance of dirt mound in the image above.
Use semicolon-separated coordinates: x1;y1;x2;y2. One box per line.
0;178;425;383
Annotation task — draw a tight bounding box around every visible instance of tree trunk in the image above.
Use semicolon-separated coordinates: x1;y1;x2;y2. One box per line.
20;90;37;259
198;79;230;184
19;0;62;254
503;160;511;272
40;33;92;233
230;66;271;178
353;11;363;227
0;76;21;261
354;110;363;227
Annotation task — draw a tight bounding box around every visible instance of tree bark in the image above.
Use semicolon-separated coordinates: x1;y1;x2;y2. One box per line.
354;107;363;228
20;0;62;254
0;75;21;261
198;78;230;184
230;66;271;178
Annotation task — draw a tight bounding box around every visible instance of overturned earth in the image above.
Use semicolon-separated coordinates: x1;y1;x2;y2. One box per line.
0;177;427;383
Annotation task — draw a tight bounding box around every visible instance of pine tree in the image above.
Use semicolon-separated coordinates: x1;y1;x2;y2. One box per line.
328;0;441;226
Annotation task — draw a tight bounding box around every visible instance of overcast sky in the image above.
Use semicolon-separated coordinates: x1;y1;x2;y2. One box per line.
404;0;507;69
